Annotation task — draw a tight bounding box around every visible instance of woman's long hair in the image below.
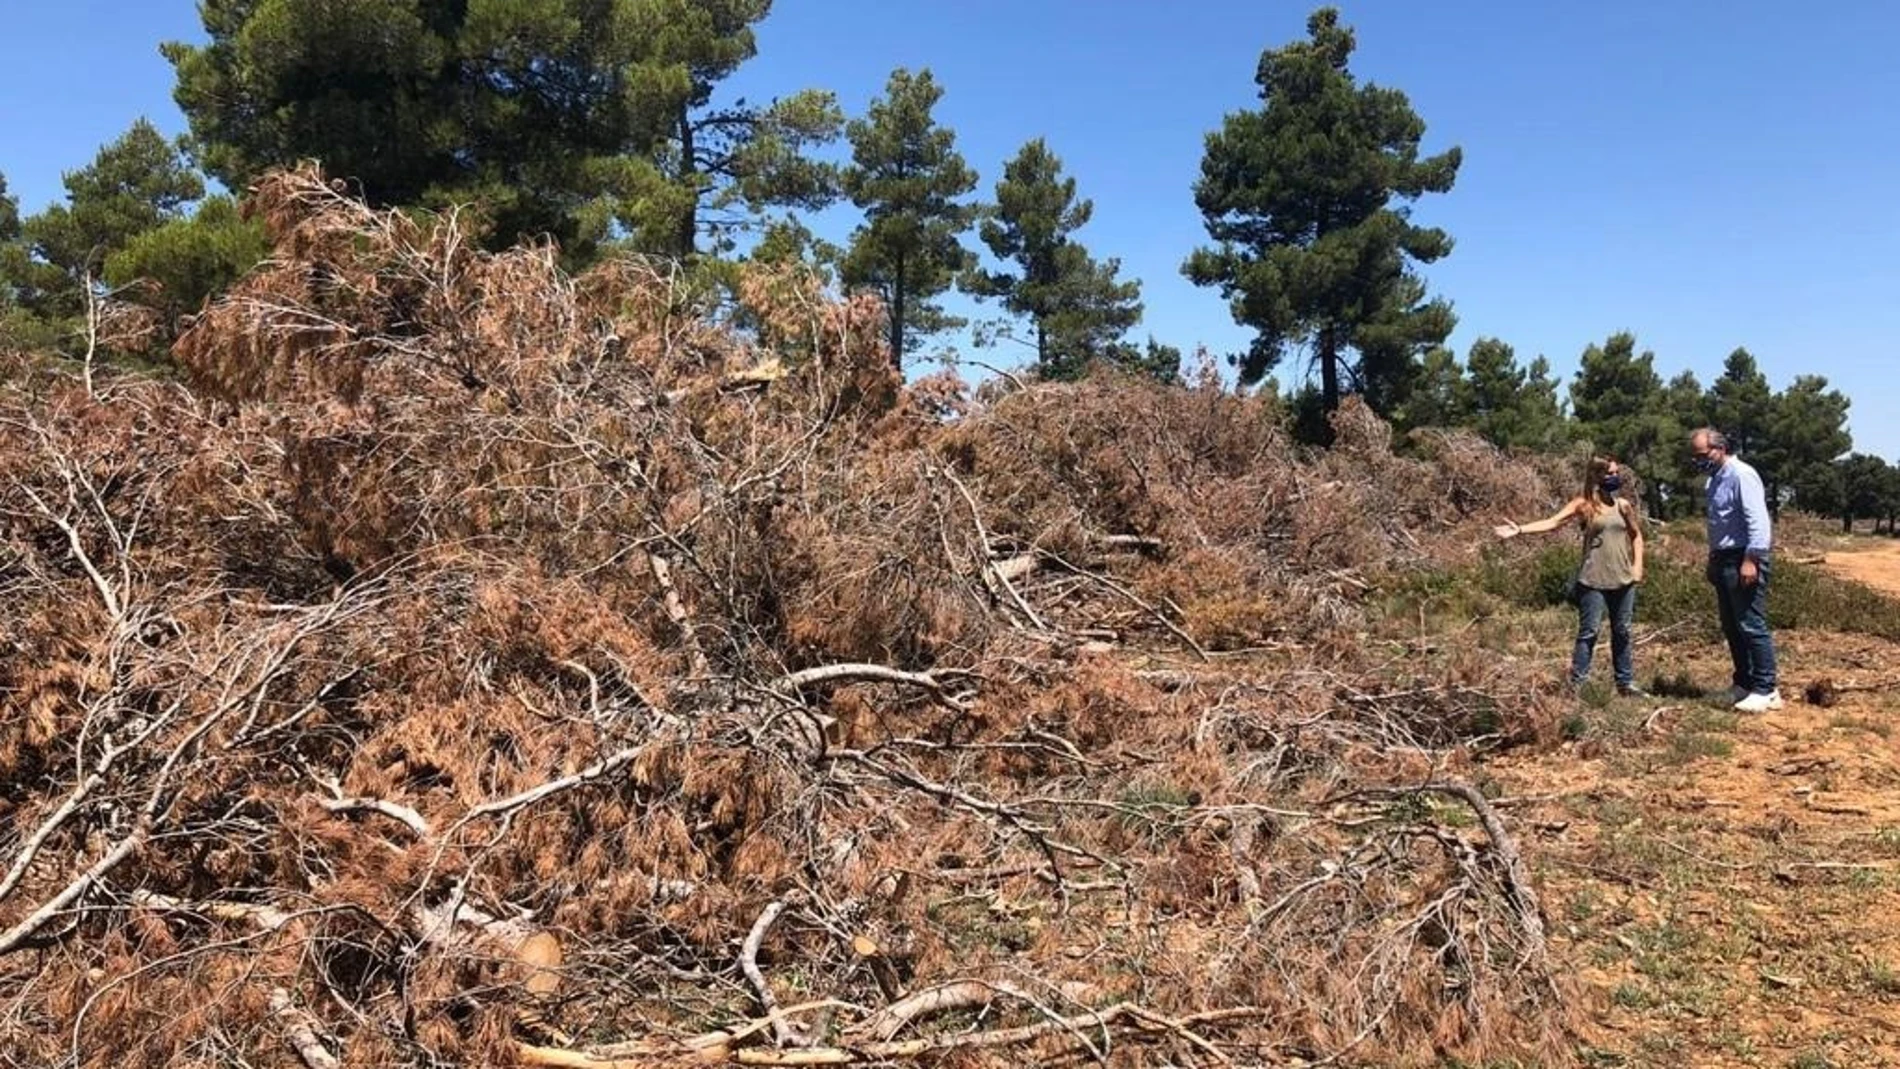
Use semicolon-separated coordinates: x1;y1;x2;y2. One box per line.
1578;454;1621;521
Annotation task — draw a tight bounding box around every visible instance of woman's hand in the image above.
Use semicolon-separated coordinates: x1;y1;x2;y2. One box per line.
1493;521;1521;540
1632;563;1645;584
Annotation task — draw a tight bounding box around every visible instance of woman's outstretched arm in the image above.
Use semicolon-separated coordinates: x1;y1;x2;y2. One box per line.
1494;499;1582;539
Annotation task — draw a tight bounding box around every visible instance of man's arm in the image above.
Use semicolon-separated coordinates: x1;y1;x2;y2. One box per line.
1738;464;1772;557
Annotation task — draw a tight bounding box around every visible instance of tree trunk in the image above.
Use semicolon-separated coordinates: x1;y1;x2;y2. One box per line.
676;104;699;258
1842;513;1854;534
889;252;906;372
1318;323;1341;414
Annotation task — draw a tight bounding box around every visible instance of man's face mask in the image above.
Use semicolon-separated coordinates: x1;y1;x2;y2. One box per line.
1692;453;1720;475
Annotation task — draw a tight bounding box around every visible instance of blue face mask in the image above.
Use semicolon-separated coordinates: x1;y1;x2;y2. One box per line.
1692;455;1720;475
1600;474;1623;493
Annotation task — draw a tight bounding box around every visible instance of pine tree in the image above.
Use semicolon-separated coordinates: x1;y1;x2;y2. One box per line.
1182;6;1460;421
105;194;269;333
8;120;203;326
840;68;978;368
0;172;22;305
1880;462;1900;535
1760;375;1851;516
1837;454;1892;533
966;138;1143;380
1392;345;1464;431
1112;338;1184;383
1653;370;1708;518
0;173;18;247
1514;355;1569;452
1460;337;1525;445
166;0;839;259
0;172;39;348
621;0;843;256
1705;348;1774;456
1570;332;1669;512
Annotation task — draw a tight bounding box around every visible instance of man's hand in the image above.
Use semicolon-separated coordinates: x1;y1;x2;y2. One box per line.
1740;557;1759;587
1633;563;1645;584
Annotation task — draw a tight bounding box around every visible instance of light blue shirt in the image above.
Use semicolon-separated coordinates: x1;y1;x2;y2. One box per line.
1706;456;1772;557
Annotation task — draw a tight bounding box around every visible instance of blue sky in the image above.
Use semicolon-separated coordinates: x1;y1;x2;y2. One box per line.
3;1;1897;460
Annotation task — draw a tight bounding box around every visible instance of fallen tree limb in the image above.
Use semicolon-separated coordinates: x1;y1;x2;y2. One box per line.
317;793;431;838
778;663;972;711
933;464;1046;631
740;899;801;1048
130;890;296;932
850;979;1033;1043
456;742;649;826
0;815;151;957
1421;781;1549;968
517;1002;1272;1066
269;987;341;1069
649;552;711;677
1329;779;1550;975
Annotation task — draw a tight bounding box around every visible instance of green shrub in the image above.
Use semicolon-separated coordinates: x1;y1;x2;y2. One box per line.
1442;546;1900;642
1764;559;1900;639
1473;542;1575;607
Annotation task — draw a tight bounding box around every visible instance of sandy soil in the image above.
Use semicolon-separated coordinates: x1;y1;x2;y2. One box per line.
1817;536;1900;599
1493;596;1900;1065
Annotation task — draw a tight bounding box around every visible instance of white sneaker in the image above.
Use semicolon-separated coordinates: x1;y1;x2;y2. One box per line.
1732;691;1784;714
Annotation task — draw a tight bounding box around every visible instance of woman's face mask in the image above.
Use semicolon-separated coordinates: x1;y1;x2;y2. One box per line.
1601;474;1623;493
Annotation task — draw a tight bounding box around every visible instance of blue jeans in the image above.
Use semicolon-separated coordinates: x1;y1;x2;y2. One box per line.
1708;552;1777;694
1573;584;1636;688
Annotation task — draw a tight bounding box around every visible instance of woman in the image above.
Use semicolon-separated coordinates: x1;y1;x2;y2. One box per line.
1495;456;1647;695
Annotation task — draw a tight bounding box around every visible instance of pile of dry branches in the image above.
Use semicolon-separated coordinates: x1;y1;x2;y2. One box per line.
2;167;1576;1068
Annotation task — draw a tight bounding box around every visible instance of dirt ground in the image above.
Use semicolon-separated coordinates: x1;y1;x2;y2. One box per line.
1490;547;1900;1067
1816;535;1900;599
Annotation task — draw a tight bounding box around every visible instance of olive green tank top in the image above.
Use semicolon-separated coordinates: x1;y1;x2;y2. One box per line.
1577;500;1637;590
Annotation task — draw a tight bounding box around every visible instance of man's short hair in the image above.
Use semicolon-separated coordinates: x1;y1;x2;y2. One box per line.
1692;427;1729;452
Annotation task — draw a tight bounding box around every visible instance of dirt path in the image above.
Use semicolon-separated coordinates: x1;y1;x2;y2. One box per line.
1495;631;1900;1067
1815;536;1900;599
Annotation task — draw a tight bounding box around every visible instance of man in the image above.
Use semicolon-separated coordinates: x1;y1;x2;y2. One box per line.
1690;428;1780;711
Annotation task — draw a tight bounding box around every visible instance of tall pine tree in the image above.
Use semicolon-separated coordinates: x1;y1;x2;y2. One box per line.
1457;338;1567;451
1570;332;1669;511
965;138;1143;380
622;0;843;257
166;0;838;260
1759;375;1851;516
6;120;203;327
1392;345;1464;431
1514;355;1570;453
0;173;21;306
1705;348;1774;457
0;172;36;347
840;68;977;369
1653;369;1709;517
0;173;18;249
1837;454;1892;533
1182;6;1460;421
